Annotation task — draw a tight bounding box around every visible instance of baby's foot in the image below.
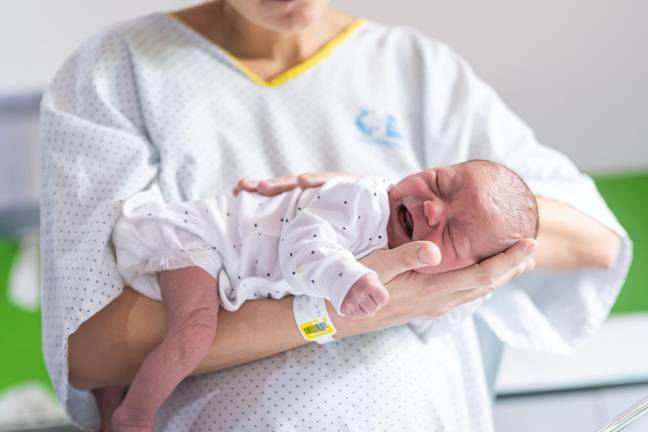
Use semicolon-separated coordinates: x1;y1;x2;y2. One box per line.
111;407;154;432
340;273;390;320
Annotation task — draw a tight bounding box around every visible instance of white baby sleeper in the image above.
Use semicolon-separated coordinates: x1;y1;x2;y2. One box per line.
112;176;390;313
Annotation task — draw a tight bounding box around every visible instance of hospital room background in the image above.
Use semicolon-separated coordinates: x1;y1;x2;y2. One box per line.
0;1;646;431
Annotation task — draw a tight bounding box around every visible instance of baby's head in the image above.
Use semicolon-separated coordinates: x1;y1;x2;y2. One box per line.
386;160;538;274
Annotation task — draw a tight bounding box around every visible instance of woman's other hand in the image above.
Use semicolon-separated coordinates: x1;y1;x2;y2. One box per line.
232;172;354;196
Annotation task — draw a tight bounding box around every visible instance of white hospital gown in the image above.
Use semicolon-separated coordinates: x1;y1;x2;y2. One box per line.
39;13;632;431
112;176;389;314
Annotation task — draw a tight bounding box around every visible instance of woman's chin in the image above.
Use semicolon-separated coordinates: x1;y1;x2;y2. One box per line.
260;1;327;32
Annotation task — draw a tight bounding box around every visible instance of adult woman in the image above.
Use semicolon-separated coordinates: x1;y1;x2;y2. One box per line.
40;0;630;430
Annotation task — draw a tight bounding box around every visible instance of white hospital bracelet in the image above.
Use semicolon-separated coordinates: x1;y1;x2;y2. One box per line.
292;295;337;344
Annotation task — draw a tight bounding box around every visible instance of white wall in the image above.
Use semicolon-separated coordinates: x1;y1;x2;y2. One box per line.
0;0;192;92
1;0;646;173
342;0;648;174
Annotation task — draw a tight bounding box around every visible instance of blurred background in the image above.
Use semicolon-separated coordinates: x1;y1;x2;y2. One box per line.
0;1;646;431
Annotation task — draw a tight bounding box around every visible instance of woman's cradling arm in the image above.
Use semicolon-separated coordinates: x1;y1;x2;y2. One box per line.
68;238;536;390
533;197;621;271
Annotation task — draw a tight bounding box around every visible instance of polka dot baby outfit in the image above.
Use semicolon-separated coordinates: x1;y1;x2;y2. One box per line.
112;176;390;313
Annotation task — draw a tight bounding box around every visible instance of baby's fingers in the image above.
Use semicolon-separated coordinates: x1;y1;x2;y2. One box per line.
340;274;389;319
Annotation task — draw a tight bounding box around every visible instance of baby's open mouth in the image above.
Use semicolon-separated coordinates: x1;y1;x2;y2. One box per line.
398;204;413;239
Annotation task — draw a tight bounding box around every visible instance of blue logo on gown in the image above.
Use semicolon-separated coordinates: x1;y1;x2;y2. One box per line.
355;109;403;148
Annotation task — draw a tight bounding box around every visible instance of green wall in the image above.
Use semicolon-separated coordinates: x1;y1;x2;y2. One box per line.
595;173;648;314
0;239;51;394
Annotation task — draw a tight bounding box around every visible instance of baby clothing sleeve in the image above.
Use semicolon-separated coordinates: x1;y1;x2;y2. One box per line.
414;39;632;352
279;177;390;314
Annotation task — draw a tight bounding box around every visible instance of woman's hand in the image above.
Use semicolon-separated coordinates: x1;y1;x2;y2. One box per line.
233;172;353;196
331;238;538;337
339;242;443;320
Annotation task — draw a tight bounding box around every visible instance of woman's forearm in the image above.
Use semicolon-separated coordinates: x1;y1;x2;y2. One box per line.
533;197;621;271
69;238;535;390
68;288;383;390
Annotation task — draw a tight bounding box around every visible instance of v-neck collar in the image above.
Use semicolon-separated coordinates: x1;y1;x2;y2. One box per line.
161;12;365;88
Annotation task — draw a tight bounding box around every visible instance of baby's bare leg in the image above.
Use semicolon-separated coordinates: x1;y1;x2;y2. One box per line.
93;386;126;431
111;266;219;431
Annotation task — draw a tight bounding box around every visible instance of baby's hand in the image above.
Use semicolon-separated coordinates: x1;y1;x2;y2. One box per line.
340;273;390;320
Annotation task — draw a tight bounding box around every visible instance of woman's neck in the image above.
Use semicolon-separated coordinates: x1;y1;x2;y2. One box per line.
171;2;355;80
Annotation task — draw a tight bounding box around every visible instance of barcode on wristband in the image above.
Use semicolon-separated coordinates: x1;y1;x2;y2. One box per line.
299;317;334;340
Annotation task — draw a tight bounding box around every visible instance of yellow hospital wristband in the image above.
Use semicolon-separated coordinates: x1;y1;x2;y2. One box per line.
293;295;337;344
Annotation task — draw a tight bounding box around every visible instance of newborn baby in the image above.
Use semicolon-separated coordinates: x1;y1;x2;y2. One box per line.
104;159;538;431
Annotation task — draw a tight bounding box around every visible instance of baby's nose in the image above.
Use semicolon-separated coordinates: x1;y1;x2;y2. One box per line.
423;199;444;228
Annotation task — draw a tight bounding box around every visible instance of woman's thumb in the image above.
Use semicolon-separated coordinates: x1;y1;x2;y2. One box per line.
372;241;441;283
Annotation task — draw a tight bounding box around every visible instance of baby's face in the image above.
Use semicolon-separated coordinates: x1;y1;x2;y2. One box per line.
386;162;517;274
